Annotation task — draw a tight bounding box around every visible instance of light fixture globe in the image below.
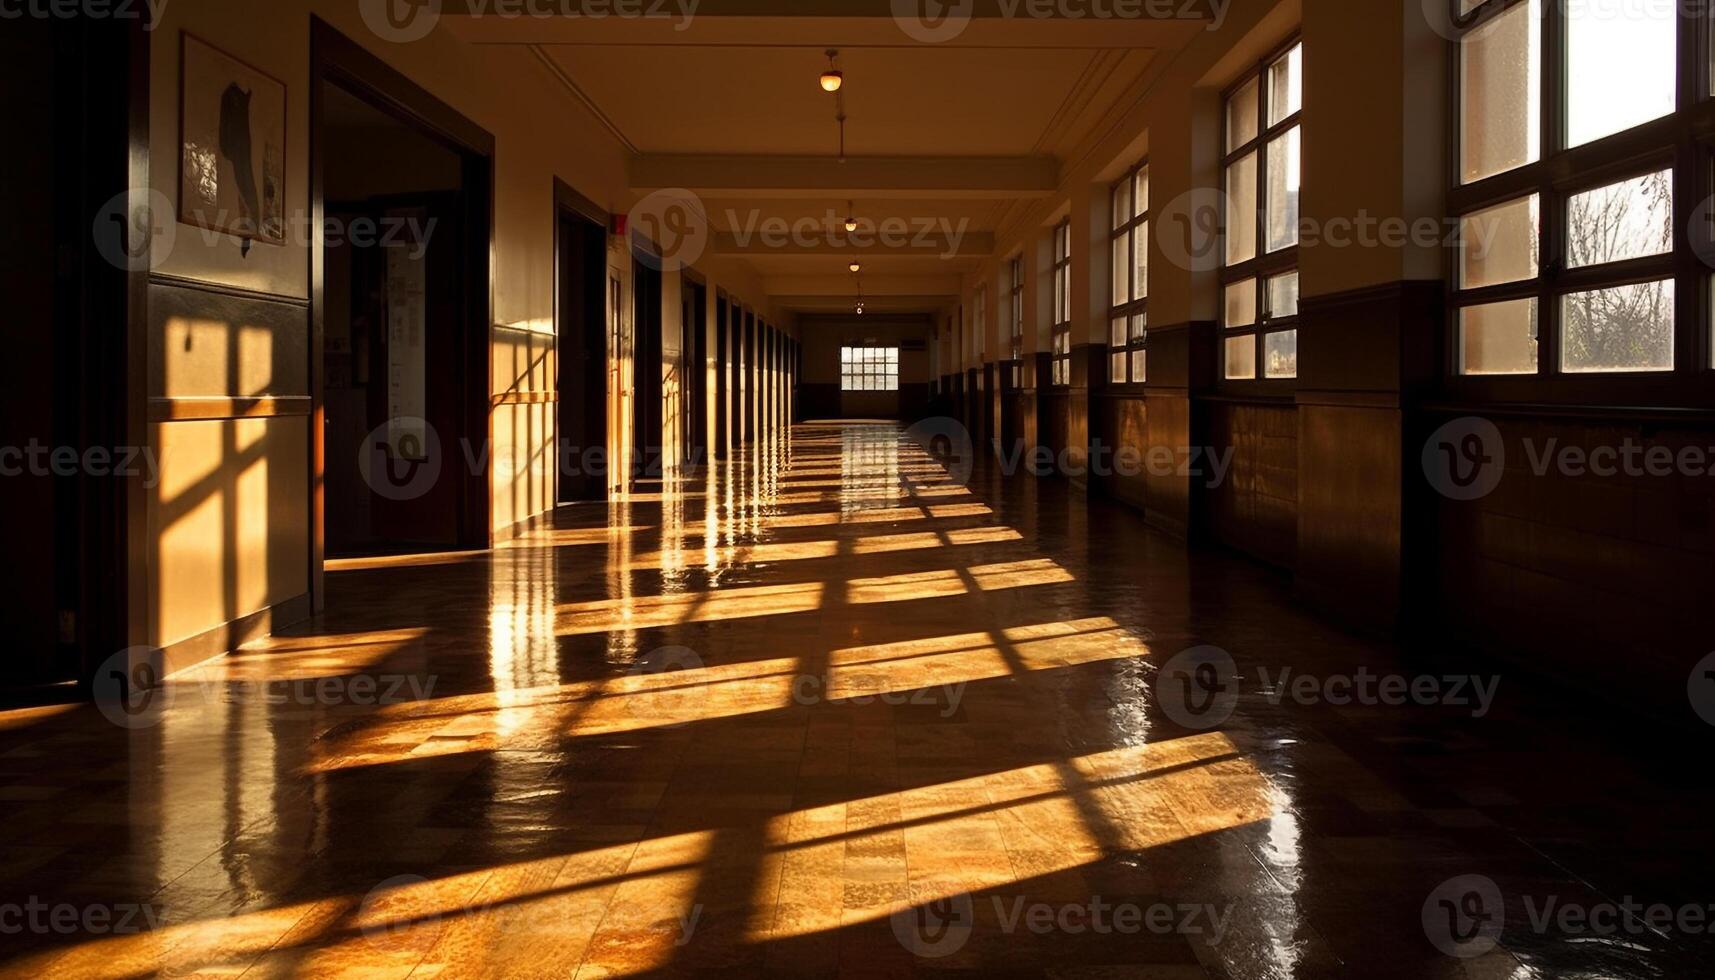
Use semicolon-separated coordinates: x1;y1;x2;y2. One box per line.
844;217;858;233
820;70;843;93
849;261;862;273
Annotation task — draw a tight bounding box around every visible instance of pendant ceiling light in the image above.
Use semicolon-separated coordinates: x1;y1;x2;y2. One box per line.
819;50;843;92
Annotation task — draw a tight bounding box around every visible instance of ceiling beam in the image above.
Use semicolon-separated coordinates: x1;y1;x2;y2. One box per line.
442;9;1213;48
764;275;962;295
711;231;992;258
632;154;1057;198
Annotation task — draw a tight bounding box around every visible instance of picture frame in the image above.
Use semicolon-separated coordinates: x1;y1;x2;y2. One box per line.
178;32;287;248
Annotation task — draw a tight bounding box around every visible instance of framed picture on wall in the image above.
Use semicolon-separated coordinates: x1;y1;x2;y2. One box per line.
178;33;286;247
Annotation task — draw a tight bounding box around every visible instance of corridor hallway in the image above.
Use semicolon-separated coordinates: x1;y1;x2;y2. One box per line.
1;421;1712;978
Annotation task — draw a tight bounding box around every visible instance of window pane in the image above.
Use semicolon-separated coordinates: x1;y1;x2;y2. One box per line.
1227;77;1259;149
1266;271;1299;319
1134;167;1149;217
1111;353;1126;383
1459;298;1538;375
1267;43;1303;126
1566;0;1675;148
1561;279;1674;373
1111;317;1128;347
1128;313;1147;341
1266;126;1301;252
1460;194;1539;288
1225;335;1257;379
1054;270;1064;326
1112;233;1131;306
1130;349;1146;382
1226;151;1258;265
1133;221;1149;301
1264;330;1298;378
1224;278;1257;328
1460;0;1541;184
1112;180;1132;228
1566;169;1672;269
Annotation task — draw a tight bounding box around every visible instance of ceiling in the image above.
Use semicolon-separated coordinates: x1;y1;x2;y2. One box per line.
446;9;1209;318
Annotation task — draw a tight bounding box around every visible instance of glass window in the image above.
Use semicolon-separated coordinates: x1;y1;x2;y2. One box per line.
1449;1;1688;381
1566;170;1672;269
1459;194;1539;288
1109;162;1149;382
1051;220;1072;387
1459;0;1541;184
840;346;900;391
1008;255;1025;386
1561;280;1674;373
1565;0;1675;148
1223;40;1302;383
1460;298;1538;376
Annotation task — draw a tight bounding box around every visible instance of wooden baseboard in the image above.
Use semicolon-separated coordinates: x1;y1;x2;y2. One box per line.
161;593;312;677
493;507;555;545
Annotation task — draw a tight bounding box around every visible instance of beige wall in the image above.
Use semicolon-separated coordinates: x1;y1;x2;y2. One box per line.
144;2;774;651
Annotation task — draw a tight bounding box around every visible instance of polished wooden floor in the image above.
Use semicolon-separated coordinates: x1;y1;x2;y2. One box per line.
1;421;1709;977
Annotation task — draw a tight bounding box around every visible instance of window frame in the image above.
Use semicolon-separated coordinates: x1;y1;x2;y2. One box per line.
1110;159;1150;385
1444;0;1715;408
1008;254;1026;387
1051;219;1073;387
1221;35;1303;387
839;344;900;392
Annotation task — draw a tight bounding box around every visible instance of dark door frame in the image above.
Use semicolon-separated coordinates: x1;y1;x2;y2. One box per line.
30;16;152;693
681;271;707;466
630;244;664;481
714;292;729;459
553;177;609;504
310;18;494;609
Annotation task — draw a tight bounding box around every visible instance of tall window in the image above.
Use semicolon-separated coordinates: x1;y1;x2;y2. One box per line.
1009;255;1025;385
1051;220;1072;386
841;345;899;391
973;285;987;364
1450;0;1692;385
1110;160;1149;383
1222;39;1302;381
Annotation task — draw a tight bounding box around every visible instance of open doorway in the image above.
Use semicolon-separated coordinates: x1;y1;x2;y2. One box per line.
555;181;607;504
0;16;148;693
311;21;492;575
682;276;707;467
631;251;663;482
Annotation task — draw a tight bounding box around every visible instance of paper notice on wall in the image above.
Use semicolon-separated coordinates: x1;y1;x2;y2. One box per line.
386;209;428;460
